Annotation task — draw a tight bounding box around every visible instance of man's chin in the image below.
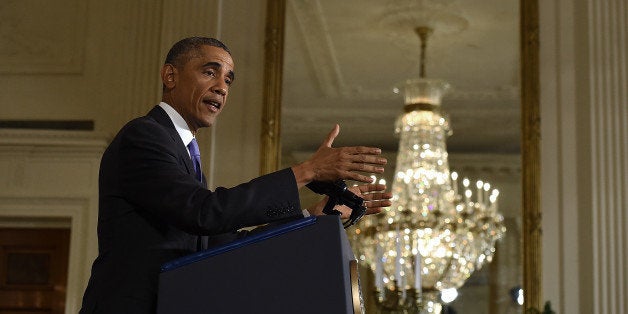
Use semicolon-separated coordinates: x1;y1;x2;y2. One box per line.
202;118;216;128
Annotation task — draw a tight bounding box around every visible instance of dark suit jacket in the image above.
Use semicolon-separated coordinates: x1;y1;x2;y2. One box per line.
80;106;302;313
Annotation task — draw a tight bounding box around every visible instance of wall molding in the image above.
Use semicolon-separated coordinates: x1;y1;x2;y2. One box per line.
0;129;106;313
0;197;95;314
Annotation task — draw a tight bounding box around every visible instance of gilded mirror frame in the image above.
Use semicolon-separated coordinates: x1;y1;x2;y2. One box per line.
260;0;541;310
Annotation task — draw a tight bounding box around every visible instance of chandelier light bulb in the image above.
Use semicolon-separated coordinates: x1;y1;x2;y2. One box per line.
489;194;498;203
465;189;472;199
476;180;484;189
440;288;459;303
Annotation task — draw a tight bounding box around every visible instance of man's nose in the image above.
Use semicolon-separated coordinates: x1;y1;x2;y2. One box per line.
212;82;227;96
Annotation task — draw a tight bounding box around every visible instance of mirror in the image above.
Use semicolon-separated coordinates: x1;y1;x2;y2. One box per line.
261;0;541;312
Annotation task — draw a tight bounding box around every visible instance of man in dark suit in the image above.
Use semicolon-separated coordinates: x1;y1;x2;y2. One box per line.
79;37;390;313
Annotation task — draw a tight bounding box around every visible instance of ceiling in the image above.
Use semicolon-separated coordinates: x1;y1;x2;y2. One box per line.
280;0;521;157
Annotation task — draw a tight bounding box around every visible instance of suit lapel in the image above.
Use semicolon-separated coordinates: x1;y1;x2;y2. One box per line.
146;106;197;178
148;106;209;250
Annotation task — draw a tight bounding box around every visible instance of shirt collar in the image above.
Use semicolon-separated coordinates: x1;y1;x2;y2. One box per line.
158;102;194;147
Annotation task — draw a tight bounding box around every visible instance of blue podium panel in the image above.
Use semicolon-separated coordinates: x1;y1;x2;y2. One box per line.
157;216;362;314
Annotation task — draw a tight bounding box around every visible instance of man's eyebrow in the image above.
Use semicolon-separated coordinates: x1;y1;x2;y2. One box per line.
203;61;235;82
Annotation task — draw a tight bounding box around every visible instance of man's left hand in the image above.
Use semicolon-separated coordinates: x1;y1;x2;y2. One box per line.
307;183;392;219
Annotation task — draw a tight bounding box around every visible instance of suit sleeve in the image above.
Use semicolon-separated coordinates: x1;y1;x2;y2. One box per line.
117;119;302;235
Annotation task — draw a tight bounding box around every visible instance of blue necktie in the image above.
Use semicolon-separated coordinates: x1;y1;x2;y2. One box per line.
187;138;202;183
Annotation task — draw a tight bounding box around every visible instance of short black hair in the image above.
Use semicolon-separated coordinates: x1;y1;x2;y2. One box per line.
164;37;231;68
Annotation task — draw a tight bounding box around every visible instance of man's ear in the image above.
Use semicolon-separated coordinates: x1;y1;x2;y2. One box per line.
161;64;177;89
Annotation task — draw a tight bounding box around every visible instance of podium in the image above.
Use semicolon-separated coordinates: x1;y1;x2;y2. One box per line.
157;216;364;314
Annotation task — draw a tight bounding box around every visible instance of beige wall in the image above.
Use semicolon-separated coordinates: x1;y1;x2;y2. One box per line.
1;0;266;185
0;0;268;312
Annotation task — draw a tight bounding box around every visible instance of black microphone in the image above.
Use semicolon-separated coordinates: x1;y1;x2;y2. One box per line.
306;180;366;228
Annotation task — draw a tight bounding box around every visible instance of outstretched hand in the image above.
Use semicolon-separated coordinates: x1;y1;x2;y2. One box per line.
291;125;387;188
307;183;392;219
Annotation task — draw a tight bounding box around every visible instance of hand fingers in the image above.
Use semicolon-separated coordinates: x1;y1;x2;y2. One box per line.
354;183;388;193
343;172;381;184
365;207;383;215
364;199;392;208
351;153;387;165
344;163;386;176
335;200;389;219
338;152;387;174
343;146;384;157
360;192;393;203
348;185;392;203
338;156;387;177
336;184;391;219
310;139;386;183
340;206;383;219
321;124;340;148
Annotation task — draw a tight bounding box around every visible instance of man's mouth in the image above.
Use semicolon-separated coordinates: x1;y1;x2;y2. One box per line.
203;99;221;111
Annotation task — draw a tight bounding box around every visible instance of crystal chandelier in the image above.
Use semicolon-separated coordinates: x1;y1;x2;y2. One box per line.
352;27;506;313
